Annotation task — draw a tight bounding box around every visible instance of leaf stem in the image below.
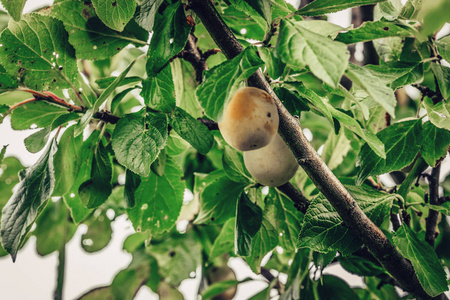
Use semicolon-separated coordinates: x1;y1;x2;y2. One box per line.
277;182;309;214
54;224;67;300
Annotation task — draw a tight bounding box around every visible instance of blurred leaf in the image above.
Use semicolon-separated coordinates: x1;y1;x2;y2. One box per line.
157;282;184;299
1;139;57;261
393;225;448;297
112;109;168;177
0;0;26;21
338;255;386;276
276;19;349;88
209;218;235;259
202;278;250;300
77;286;114;300
196;47;264;120
423;98;450;130
81;211;112;253
336;21;412;44
296;0;385;16
317;275;359;300
430;63;450;100
436;35;450;62
169;107;214;155
0;14;76;90
127;158;185;237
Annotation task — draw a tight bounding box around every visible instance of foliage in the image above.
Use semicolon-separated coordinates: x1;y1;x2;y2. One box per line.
0;0;449;298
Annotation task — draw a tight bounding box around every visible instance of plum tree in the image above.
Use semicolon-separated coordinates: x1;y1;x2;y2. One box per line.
219;87;279;151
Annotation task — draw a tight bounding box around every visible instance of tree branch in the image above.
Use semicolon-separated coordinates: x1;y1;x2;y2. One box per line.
425;164;441;247
188;1;441;298
277;182;309;214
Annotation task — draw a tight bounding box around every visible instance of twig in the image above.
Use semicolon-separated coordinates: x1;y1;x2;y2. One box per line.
93;111;120;124
277;182;309;214
187;1;440;298
425;165;441;247
197;118;219;130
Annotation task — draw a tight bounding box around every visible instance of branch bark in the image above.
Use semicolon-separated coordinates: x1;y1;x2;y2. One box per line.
188;1;443;298
425;165;441;247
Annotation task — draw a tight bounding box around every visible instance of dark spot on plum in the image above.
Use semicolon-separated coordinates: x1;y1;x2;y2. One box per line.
267;112;271;117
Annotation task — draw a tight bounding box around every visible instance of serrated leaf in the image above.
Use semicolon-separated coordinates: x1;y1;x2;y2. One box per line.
222;146;252;183
1;138;57;261
127;158;185;236
276;19;349;88
357;120;422;184
81;211;112;253
196;47;264;120
124;169;141;208
436;35;450;62
209;218;235;259
78;140;112;209
34;200;76;256
194;173;247;225
112;109;168;177
230;0;270;28
364;63;423;90
295;0;386;16
169;107;214;155
147;231;201;286
52;1;142;60
141;65;176;113
53;125;83;197
421;121;450;167
346;63;397;117
146;1;191;76
235;192;263;256
0;14;77;90
430;62;450;100
298;185;395;255
393;225;448;297
135;0;165;31
92;0;136;32
0;0;26;21
336;20;412;44
295;20;344;38
423;98;450;130
10;101;71;130
265;189;303;251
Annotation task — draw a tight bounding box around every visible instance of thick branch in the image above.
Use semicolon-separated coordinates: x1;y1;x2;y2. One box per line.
425;165;441;247
189;1;439;298
277;182;309;214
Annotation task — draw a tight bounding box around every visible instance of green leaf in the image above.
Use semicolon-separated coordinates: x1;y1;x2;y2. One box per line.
276;19;349;88
135;0;165;32
393;224;448;297
265;189;303;251
235;192;263;256
335;21;412;44
53;126;83;197
96;76;141;90
364;63;423;90
273;86;310;117
317;275;359;300
321;128;351;171
0;64;17;91
400;0;422;20
202;280;242;300
327;105;385;158
171;59;202;118
92;0;136;32
24;127;52;154
112;109;168;177
421;121;450;167
0;157;24;233
230;0;270;28
296;0;386;16
246;214;278;273
436;35;450;62
194;173;247;225
81;211;112;253
146;1;191;76
52;1;142;60
169;107;214;155
34;200;76;256
423;98;450;130
431;63;450;100
209;218;235;259
222;146;252;184
425;202;450;215
298;185;395;255
0;14;77;90
124;169;141;208
0;0;25;21
141;65;176;113
1;138;57;261
346;63;397;117
376;0;403;21
338;255;386;276
294;20;344;37
258;48;286;80
0;144;6;165
196;47;264;120
79;140;112;209
78;286;114;300
147;231;201;286
127;158;185;237
10;101;71;130
357;120;423;184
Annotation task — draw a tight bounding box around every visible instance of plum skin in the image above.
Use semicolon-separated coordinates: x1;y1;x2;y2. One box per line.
218;87;279;151
244;134;299;187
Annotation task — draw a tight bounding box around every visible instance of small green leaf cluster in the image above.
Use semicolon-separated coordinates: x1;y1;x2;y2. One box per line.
0;0;449;298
